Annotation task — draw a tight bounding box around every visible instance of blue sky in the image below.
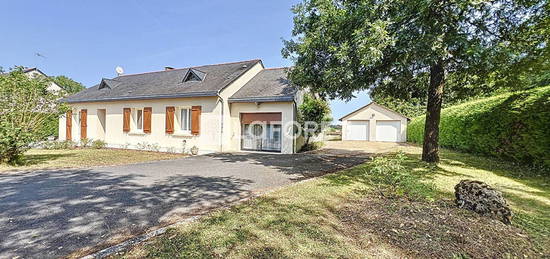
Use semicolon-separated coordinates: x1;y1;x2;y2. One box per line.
0;0;370;124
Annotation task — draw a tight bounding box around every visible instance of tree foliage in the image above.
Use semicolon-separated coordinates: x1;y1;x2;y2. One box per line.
0;68;67;164
298;94;331;145
408;86;550;170
52;75;85;94
283;0;546;162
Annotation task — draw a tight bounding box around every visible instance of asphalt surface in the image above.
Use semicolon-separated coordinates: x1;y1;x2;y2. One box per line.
0;152;368;258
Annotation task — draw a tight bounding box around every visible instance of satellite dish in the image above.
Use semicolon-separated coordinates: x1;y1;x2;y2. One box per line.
115;66;124;75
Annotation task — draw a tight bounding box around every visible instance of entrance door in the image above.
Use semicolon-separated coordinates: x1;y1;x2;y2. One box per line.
240;113;282;152
241;123;282;152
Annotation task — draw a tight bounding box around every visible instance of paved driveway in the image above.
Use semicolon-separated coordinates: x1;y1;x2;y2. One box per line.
0;152;368;258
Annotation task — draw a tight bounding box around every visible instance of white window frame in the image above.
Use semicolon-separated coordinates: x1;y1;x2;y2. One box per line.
176;107;192;134
131;108;145;133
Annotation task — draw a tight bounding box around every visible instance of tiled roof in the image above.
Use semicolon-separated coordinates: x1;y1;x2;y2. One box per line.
62;59;262;103
228;68;296;102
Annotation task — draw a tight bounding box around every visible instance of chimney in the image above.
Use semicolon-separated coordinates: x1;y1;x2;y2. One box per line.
165;66;174;71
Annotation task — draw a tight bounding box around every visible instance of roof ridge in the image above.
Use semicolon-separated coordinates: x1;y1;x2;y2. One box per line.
263;67;289;70
116;59;262;78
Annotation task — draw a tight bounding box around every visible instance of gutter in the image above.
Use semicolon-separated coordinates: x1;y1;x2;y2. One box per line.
61;91;219;104
228;96;295;103
217;93;224;152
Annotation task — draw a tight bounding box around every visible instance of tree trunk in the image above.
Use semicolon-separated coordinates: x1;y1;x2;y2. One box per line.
422;60;445;163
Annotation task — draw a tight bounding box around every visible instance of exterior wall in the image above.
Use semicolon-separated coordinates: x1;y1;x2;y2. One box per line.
341;104;408;142
228;102;295;154
57;64;300;154
218;62;263;151
59;97;221;154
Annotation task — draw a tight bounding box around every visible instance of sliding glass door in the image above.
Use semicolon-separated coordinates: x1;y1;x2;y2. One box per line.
241;123;281;152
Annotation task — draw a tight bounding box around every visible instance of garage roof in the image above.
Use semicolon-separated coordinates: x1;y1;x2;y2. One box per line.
339;102;410;121
228;68;297;103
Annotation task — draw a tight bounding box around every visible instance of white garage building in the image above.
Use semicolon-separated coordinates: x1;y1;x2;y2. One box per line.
340;102;409;142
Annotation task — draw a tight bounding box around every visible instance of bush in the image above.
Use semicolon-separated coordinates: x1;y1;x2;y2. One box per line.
368;152;436;200
80;138;92;148
408;86;550;168
41;140;76;150
91;140;106;149
299;141;324;152
0;68;66;164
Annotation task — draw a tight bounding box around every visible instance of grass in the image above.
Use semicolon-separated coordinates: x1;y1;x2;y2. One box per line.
0;148;185;172
115;145;549;258
400;146;550;254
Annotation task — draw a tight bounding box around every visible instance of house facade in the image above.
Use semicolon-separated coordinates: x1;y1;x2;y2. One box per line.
59;59;304;154
340;102;409;142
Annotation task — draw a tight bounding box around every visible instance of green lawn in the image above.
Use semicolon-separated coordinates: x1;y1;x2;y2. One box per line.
115;146;549;258
0;148;186;172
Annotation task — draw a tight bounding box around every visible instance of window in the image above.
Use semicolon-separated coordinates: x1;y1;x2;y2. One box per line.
135;108;143;131
180;108;191;131
136;109;143;130
183;69;204;82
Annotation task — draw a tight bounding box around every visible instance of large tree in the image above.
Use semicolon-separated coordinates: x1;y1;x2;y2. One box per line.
282;0;546;162
0;68;66;164
52;75;85;94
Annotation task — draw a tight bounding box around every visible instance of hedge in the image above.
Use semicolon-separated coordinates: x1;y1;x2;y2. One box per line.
408;86;550;168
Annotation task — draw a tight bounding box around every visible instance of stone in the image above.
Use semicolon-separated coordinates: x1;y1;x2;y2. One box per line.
454;180;512;224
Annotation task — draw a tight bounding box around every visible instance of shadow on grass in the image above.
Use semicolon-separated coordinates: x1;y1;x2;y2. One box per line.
142;196;348;258
404;149;550;254
0;152;76;172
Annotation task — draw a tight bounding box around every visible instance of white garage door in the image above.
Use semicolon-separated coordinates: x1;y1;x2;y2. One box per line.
346;121;369;140
376;121;400;142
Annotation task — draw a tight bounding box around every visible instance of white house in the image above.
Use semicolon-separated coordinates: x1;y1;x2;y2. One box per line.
59;59;305;154
340;102;409;142
23;67;62;92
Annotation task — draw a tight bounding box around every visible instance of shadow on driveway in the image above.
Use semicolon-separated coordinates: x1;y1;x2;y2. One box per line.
0;152;370;258
207;152;370;179
0;170;252;258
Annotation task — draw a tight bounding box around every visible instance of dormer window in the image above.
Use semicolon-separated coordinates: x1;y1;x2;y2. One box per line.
184;72;200;82
98;78;119;90
183;69;205;82
99;79;110;89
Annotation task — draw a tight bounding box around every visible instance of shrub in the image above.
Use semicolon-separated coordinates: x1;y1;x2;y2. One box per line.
55;140;76;150
91;140;106;149
0;68;66;164
408;86;550;168
79;138;92;148
367;152;436;200
136;142;150;151
41;140;76;150
149;143;161;152
299;141;324;152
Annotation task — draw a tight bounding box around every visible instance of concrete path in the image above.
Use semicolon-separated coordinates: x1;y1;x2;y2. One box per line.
0;152;368;258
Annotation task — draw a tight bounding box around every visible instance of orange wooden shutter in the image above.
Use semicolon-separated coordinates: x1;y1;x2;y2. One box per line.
191;106;201;135
80;109;87;139
166;106;175;134
66;111;72;140
143;107;152;133
123;108;131;132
